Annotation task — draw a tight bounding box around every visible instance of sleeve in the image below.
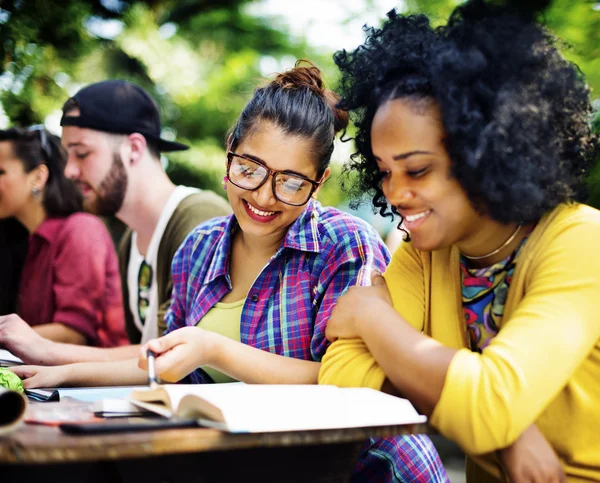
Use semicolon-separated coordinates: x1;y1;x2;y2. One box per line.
431;219;600;454
163;231;196;335
157;194;231;336
52;216;116;344
319;240;426;387
310;225;391;362
384;240;426;331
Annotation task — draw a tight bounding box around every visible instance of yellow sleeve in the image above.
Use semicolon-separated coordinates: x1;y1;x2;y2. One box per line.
431;219;600;454
319;241;425;387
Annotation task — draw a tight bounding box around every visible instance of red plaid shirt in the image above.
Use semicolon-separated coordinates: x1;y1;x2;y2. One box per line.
18;214;128;347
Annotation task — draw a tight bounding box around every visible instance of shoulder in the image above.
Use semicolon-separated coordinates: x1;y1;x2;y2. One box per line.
173;190;231;217
315;206;386;249
548;203;600;229
178;215;231;254
61;212;109;232
535;203;600;251
161;190;231;251
58;213;111;243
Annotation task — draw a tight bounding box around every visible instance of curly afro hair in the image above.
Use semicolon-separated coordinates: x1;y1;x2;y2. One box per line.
337;0;598;224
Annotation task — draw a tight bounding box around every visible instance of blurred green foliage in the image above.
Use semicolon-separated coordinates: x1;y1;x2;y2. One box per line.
1;0;598;212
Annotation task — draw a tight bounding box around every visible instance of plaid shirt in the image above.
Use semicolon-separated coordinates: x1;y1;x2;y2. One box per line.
167;200;448;482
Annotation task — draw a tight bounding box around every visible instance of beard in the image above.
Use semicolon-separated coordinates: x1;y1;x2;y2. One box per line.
85;152;128;216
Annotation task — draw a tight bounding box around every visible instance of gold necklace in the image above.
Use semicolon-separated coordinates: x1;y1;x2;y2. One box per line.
461;222;523;261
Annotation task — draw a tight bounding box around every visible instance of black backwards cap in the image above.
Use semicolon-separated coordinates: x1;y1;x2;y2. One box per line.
60;80;188;152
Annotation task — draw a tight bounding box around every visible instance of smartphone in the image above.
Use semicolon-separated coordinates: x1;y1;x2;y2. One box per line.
59;417;200;434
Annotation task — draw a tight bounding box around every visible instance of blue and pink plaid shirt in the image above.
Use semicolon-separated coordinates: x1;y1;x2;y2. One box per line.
166;200;448;482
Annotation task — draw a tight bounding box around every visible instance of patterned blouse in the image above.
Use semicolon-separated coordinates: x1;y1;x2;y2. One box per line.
460;239;528;352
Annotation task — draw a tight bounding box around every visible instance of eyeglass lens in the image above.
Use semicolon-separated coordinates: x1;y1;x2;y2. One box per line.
229;155;314;205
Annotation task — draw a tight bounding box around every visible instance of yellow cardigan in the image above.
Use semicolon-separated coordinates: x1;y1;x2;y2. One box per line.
319;203;600;481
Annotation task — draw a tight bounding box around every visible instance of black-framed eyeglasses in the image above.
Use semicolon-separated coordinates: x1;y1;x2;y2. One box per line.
137;260;153;325
226;151;323;207
27;124;52;163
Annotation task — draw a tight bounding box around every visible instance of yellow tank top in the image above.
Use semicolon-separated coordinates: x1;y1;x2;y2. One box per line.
196;299;244;383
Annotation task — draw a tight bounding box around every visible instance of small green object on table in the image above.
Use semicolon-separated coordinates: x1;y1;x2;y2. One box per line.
0;367;24;393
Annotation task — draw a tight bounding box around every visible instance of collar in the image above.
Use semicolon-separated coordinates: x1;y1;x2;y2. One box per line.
203;199;322;285
281;198;321;253
32;217;66;243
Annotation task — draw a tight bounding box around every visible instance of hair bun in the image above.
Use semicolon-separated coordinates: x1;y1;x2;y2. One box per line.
272;60;326;94
272;60;349;134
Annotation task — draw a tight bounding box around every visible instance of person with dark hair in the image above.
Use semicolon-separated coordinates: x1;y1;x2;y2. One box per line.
0;81;230;364
0;127;128;347
13;62;449;482
319;1;600;481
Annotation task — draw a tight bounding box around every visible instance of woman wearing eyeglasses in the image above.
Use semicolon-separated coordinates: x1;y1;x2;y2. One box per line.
13;63;448;482
0;127;128;348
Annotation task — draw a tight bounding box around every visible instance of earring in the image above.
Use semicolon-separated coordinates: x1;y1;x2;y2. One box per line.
222;175;229;190
32;186;41;198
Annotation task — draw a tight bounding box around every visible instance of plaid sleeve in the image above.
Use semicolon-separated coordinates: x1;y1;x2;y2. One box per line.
352;435;449;483
164;231;197;335
310;222;391;361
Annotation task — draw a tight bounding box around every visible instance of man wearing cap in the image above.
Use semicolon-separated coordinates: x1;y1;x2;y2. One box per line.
0;80;231;366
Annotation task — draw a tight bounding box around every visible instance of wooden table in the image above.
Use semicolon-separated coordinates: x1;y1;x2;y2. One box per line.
0;417;428;482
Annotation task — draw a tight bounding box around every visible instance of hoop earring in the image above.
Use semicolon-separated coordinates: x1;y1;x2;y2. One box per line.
222;175;229;190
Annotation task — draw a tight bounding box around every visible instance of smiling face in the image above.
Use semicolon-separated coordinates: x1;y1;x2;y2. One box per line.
0;141;41;220
61;110;128;216
226;122;328;243
371;98;488;252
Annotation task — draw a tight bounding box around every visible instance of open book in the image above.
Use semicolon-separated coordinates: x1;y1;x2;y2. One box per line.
129;384;427;433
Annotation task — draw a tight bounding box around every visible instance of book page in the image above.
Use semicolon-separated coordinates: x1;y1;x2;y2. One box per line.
141;384;426;433
217;385;426;433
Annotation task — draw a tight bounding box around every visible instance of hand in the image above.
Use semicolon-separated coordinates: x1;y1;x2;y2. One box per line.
500;425;566;483
10;365;70;389
138;327;219;383
325;270;394;342
0;314;53;365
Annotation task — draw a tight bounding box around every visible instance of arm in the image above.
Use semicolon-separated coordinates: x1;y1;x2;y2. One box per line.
0;313;139;365
139;328;320;384
11;357;148;388
331;221;600;454
51;216;128;346
34;323;87;345
319;239;423;386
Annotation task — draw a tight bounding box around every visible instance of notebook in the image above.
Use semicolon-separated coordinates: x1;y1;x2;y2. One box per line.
129;383;427;433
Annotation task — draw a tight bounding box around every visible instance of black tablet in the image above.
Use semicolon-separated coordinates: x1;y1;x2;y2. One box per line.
59;417;200;434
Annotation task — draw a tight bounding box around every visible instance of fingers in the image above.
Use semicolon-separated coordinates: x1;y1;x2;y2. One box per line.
154;346;187;382
10;366;43;388
9;365;37;380
22;375;41;389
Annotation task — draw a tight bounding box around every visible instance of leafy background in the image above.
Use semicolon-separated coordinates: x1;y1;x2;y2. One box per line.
1;0;598;225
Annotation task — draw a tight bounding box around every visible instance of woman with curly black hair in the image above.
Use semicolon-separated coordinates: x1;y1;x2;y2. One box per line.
319;1;600;481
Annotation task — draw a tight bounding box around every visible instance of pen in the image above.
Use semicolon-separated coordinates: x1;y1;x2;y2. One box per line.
147;349;160;388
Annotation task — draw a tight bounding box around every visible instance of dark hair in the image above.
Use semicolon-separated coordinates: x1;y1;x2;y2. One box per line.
0;218;28;315
0;127;82;314
62;97;161;160
337;0;598;225
228;60;349;177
